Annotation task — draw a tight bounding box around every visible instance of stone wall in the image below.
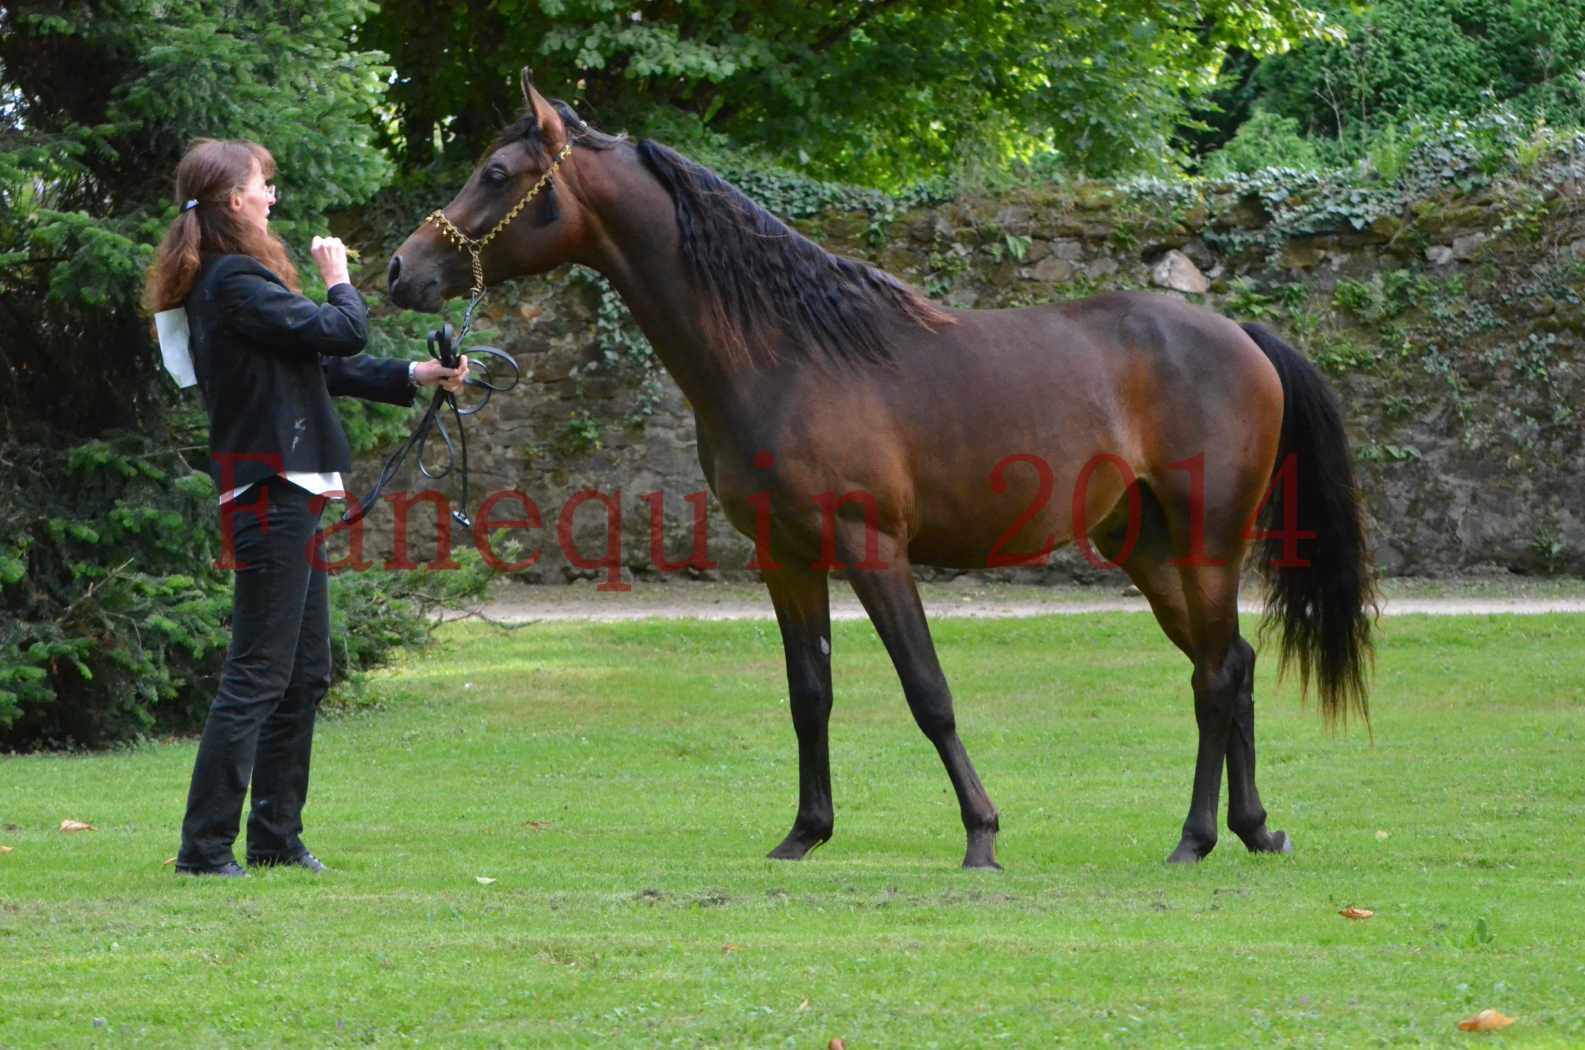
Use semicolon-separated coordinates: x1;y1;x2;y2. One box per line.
352;160;1585;583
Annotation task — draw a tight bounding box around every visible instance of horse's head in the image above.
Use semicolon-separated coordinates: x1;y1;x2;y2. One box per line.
388;71;593;312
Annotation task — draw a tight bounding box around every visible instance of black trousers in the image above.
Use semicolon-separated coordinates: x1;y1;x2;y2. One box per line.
178;477;331;868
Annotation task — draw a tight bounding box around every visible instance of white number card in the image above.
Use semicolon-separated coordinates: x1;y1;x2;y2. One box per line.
154;308;197;388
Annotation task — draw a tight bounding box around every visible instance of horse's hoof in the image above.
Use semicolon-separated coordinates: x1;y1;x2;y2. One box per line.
766;831;828;861
1238;826;1293;855
963;827;1001;871
1166;838;1214;864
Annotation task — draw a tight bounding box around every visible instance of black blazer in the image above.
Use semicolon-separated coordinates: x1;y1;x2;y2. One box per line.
185;254;414;494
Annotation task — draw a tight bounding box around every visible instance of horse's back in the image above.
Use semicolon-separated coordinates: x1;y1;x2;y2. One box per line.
904;290;1281;461
945;290;1275;396
882;291;1284;566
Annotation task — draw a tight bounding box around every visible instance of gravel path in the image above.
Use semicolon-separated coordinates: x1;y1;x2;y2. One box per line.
440;580;1585;624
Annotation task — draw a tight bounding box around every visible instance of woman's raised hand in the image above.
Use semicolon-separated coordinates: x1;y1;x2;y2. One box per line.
310;235;351;289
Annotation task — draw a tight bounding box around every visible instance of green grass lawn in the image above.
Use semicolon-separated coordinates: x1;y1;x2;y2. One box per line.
2;613;1582;1047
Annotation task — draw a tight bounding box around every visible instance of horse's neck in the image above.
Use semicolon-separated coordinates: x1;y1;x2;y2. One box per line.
583;158;753;430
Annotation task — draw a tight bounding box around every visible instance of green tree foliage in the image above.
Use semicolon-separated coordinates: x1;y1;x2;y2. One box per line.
365;0;1340;186
0;1;457;749
1250;0;1585;146
1;436;237;748
1199;106;1324;176
1;0;394;439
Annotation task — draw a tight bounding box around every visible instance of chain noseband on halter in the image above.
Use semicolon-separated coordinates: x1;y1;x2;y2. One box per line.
343;142;572;529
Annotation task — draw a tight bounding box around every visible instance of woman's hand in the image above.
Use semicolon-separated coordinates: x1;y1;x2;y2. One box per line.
310;235;351;289
414;355;470;394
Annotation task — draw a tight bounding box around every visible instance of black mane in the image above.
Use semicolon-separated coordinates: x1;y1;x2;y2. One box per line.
491;101;952;369
635;139;954;369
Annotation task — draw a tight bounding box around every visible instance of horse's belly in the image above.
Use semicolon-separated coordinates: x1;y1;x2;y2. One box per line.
906;454;1119;570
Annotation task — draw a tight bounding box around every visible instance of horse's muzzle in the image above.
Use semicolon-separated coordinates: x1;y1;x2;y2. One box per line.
386;253;443;312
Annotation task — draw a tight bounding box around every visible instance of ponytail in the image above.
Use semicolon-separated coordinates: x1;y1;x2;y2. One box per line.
143;206;206;313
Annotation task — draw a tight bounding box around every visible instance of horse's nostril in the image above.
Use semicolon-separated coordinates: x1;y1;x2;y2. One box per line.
387;255;402;289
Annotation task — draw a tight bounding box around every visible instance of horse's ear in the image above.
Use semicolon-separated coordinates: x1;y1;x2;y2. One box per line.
520;66;566;151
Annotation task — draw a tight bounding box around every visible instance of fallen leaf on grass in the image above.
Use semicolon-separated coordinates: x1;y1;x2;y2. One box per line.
59;820;95;833
0;845;14;855
1376;829;1390;841
163;856;177;866
828;1041;846;1050
798;997;811;1012
1339;906;1375;920
720;943;737;955
475;876;497;885
1458;1009;1515;1032
523;820;553;832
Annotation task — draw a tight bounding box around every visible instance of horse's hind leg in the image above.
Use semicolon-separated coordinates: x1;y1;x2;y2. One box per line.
1164;560;1249;864
1164;506;1294;863
846;548;1001;870
1170;624;1289;860
1224;638;1292;855
1097;480;1287;864
1095;489;1223;861
764;565;836;860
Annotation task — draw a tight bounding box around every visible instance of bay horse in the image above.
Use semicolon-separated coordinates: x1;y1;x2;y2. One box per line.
388;72;1375;870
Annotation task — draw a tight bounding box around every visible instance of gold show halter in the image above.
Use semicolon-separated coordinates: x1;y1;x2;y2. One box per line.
424;141;574;301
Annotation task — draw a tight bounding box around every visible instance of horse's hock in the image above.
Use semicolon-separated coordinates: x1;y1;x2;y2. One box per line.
354;163;1585;583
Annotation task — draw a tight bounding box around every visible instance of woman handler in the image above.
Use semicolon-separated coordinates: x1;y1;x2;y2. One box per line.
144;139;465;876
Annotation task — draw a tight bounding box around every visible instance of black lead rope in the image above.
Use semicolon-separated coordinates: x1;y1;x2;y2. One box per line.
343;309;521;530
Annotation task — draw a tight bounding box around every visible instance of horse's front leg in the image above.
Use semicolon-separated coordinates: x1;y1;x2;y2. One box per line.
763;564;836;860
845;547;1001;870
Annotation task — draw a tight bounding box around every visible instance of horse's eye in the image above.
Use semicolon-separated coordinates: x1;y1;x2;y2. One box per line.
483;167;508;186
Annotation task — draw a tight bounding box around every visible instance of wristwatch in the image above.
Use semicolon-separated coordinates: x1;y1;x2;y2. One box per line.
407;360;420;387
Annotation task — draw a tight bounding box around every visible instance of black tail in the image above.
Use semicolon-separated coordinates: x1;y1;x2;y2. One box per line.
1242;322;1377;728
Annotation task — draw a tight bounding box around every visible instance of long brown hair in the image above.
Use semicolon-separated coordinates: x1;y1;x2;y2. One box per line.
143;139;301;313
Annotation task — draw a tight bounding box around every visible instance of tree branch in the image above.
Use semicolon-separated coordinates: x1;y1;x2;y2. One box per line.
810;0;907;55
59;558;135;626
0;255;72;270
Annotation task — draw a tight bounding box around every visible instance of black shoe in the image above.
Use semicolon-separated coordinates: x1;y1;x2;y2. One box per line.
175;859;249;878
247;850;326;873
